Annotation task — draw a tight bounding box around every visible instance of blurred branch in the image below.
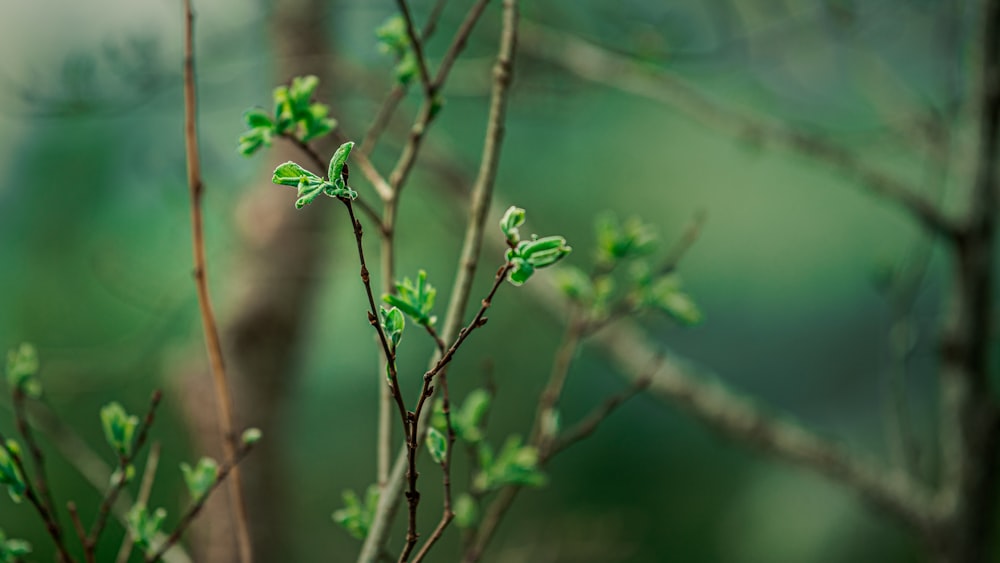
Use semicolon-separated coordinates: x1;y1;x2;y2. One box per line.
518;21;961;239
115;442;162;563
360;0;519;560
182;2;252;561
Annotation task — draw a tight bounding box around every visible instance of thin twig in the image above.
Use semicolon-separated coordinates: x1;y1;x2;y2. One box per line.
144;442;257;563
410;368;455;563
182;3;253;560
359;1;519;560
67;502;88;558
395;0;434;99
361;0;448;157
116;442;162;563
0;430;73;562
528;311;585;447
400;263;514;562
86;390;162;556
12;387;59;535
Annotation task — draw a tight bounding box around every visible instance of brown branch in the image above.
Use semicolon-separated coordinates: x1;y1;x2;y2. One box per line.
182;2;253;561
528;311;585;447
67;502;87;557
518;21;960;239
12;388;59;535
360;0;448;157
86;390;162;556
0;430;73;562
395;0;434;99
359;2;519;560
400;263;514;562
410;369;456;563
144;441;257;563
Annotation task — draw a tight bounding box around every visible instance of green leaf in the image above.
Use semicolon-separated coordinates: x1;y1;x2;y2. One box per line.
426;427;447;464
499;206;526;245
379;306;405;348
453;494;478;529
127;504;166;551
473;435;546;492
0;444;25;503
555;267;593;303
6;343;41;398
180;457;218;502
595;213;657;265
100;402;138;457
382;270;437;326
328;141;354;184
241;428;262;446
0;529;32;563
332;485;380;541
244;108;273;128
237;108;276;156
517;236;572;268
505;256;534;286
272;161;321;187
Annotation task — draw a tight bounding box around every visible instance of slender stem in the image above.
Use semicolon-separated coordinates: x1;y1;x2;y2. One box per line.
359;1;520;559
182;3;253;561
0;430;74;562
529;311;584;447
410;370;456;563
340;196;410;434
399;263;513;562
395;0;434;99
361;0;449;157
86;390;162;555
116;442;162;563
144;442;257;563
12;388;59;535
67;502;88;561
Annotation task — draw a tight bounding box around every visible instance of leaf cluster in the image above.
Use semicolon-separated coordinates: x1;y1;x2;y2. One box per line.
238;75;338;156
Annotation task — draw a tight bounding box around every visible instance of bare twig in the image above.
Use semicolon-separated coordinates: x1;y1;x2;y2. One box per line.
12;388;59;535
518;21;960;239
67;502;87;558
410;369;455;563
182;3;253;560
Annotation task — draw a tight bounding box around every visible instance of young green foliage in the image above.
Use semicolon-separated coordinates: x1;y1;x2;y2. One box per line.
500;206;573;286
379;306;406;348
474;435;546;492
376;14;418;85
426;427;448;464
383;270;437;327
0;442;25;503
271;142;358;209
332;485;380;541
595;213;657;265
126;503;167;553
5;343;41;398
0;529;31;563
453;493;478;529
180;457;218;502
100;402;139;458
238;75;337;156
432;389;491;444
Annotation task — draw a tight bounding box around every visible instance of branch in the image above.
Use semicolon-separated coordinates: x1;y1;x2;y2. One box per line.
144;441;257;563
12;387;59;535
182;3;253;561
518;21;960;239
115;442;162;563
359;2;520;559
400;263;514;562
395;0;434;99
86;390;162;557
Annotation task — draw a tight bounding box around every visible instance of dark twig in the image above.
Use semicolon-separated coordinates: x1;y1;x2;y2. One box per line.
12;388;59;535
410;367;455;563
86;390;163;557
182;2;252;560
143;441;257;563
0;430;73;562
67;503;88;558
395;0;434;99
400;263;514;562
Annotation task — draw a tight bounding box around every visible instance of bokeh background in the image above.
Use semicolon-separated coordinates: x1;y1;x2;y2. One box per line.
0;0;974;561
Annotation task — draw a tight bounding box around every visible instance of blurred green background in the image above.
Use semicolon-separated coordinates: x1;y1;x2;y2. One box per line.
0;0;970;561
